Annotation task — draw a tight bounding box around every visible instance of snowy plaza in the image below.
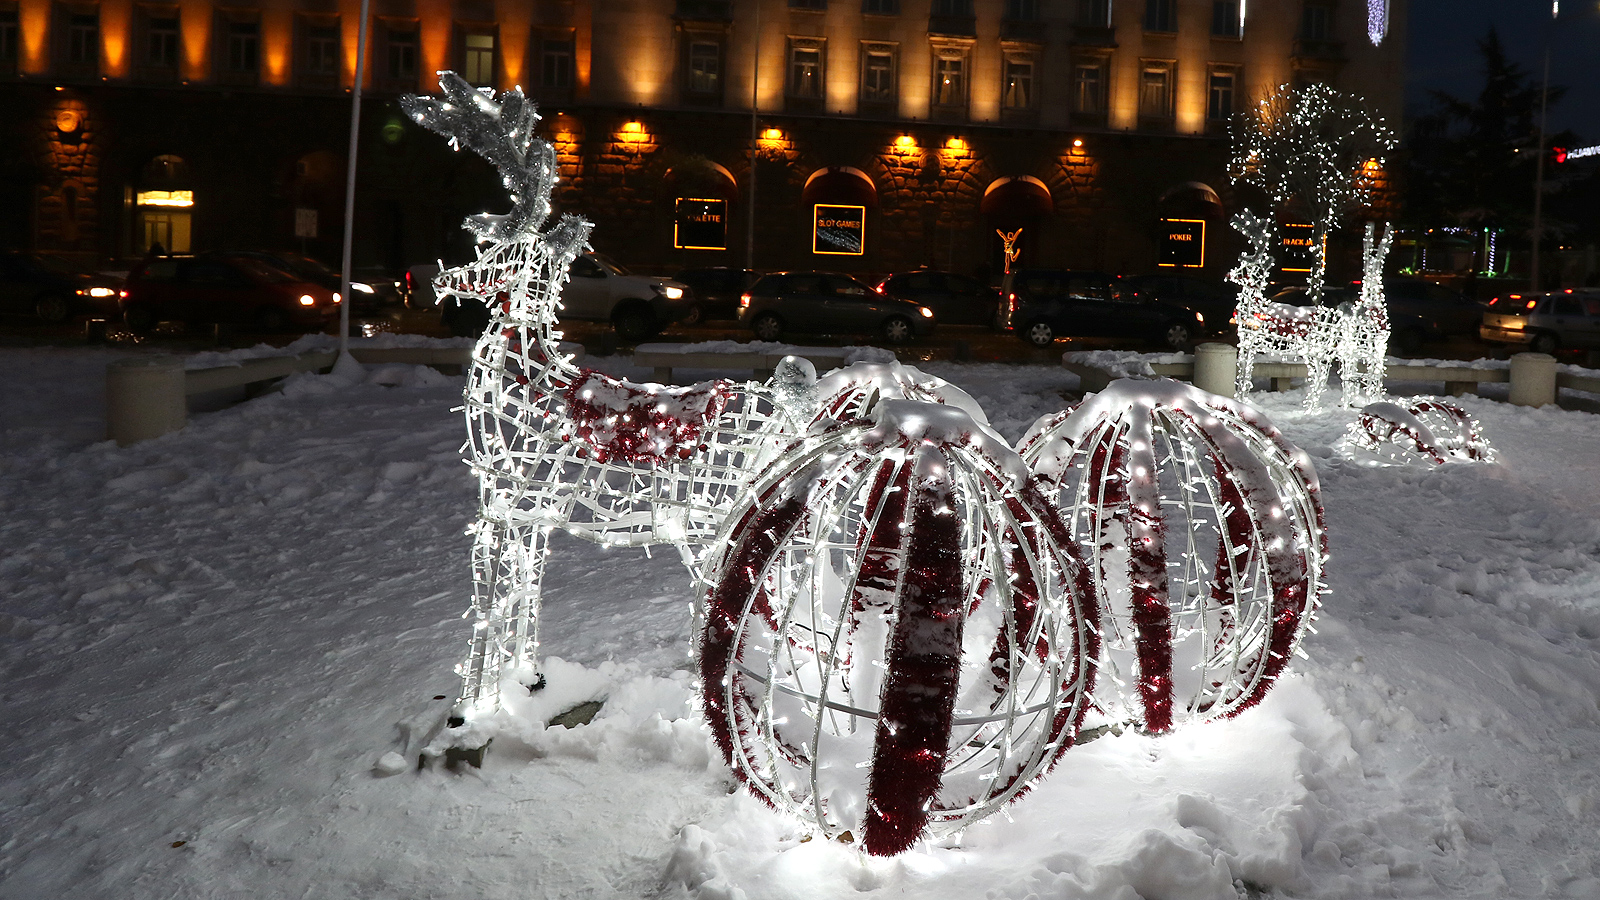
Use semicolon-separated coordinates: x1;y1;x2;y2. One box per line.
2;341;1598;899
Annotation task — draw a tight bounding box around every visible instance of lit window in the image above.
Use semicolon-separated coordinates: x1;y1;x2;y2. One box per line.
1073;63;1103;113
934;53;965;106
68;12;98;65
1301;3;1331;40
1139;64;1172;117
788;45;822;98
387;27;417;81
146;16;179;68
1075;0;1109;27
305;23;339;76
227;20;259;73
1003;58;1034;109
464;32;494;86
688;40;718;93
543;38;573;89
1211;0;1240;37
862;48;894;102
1144;0;1174;31
1207;71;1235;120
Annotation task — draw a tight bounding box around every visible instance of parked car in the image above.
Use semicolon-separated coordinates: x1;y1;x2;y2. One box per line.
672;267;762;323
229;251;404;315
875;269;1000;327
739;271;935;343
121;253;341;332
1121;274;1237;335
0;251;126;323
1480;289;1600;355
997;269;1203;350
1269;278;1484;353
437;252;694;340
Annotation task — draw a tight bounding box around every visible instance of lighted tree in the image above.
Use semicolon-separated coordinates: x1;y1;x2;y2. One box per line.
1229;83;1397;305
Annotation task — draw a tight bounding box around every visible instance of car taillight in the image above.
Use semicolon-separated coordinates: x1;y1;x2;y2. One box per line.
1007;292;1017;314
740;293;751;309
405;271;414;290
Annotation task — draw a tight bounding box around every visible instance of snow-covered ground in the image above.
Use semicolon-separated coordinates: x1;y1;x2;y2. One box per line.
2;345;1598;899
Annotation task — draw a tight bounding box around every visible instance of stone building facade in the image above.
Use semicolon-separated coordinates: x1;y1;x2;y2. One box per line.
0;0;1406;280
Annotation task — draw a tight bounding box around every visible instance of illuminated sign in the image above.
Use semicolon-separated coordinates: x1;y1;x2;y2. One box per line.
1554;144;1600;163
136;190;194;208
813;204;866;256
1280;223;1316;273
1158;218;1205;268
674;197;727;250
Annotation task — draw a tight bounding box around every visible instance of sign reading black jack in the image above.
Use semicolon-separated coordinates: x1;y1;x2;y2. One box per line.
1281;223;1315;273
1158;218;1205;268
674;198;727;250
813;204;866;256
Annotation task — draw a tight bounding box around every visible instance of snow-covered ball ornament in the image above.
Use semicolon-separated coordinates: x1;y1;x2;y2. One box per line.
810;361;991;426
699;400;1100;856
1018;379;1327;735
1338;399;1496;466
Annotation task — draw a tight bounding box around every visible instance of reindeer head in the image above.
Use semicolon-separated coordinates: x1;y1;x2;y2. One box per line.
400;72;561;243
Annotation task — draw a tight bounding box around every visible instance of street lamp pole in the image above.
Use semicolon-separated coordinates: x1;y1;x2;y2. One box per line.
1530;2;1556;291
746;0;760;270
338;0;373;357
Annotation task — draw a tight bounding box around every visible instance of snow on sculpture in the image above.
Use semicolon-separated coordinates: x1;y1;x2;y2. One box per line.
700;401;1099;856
1229;81;1397;409
1339;398;1496;466
401;74;804;739
1017;379;1326;734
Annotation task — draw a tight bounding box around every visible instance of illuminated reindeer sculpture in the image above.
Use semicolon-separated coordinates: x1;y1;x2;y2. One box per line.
1231;212;1393;410
401;75;806;731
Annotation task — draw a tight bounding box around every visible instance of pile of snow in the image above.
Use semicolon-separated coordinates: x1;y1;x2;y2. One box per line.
663;339;896;365
2;348;1598;899
1063;349;1193;378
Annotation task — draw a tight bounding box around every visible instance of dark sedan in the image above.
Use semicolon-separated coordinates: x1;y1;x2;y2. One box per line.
672;267;761;323
875;270;1000;327
1122;273;1237;335
998;268;1204;350
0;251;125;323
122;253;341;332
739;271;936;344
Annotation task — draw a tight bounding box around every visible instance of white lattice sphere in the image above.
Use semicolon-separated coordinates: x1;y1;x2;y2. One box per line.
1018;379;1326;734
699;401;1099;856
811;361;991;426
1341;398;1496;466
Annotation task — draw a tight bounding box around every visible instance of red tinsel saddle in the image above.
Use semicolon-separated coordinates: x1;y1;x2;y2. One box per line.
562;369;730;465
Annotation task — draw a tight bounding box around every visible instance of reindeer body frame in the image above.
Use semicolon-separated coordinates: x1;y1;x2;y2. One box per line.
404;76;801;720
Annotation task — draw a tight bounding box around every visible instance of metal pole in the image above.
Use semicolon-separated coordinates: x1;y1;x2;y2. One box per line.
1530;8;1554;291
746;0;759;270
338;0;372;357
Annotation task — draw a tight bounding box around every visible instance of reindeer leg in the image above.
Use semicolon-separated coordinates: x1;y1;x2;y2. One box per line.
1235;340;1256;399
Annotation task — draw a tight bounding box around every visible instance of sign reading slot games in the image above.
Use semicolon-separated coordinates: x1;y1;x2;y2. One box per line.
813;204;866;256
1158;218;1205;268
1281;223;1315;273
675;198;728;250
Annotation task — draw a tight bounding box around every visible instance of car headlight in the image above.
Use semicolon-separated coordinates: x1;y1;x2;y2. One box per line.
333;292;341;303
919;306;934;318
1195;312;1205;325
352;282;376;294
662;286;684;300
299;294;316;306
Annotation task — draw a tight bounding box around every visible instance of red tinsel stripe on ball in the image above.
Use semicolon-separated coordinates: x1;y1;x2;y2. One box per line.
562;369;729;465
863;450;965;857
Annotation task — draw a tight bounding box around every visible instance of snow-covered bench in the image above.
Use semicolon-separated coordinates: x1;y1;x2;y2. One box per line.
631;342;862;384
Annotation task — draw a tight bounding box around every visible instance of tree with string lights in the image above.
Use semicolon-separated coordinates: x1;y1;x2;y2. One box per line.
1229;83;1396;305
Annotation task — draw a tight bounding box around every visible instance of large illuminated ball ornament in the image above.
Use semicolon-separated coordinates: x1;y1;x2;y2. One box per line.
810;361;992;425
1017;379;1327;735
1339;399;1496;466
699;401;1100;856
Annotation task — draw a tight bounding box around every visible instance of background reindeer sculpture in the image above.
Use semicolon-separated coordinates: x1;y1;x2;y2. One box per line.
401;75;805;729
1231;213;1393;409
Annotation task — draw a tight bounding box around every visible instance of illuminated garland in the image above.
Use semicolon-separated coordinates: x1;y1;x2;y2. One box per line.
1367;0;1389;45
1017;380;1327;734
403;74;803;731
700;401;1098;855
1339;399;1497;466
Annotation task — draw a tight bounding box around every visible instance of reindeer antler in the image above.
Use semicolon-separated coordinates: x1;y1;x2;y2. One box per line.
400;72;564;243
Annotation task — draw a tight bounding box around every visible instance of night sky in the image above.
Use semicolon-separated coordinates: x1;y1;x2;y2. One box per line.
1405;0;1600;142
